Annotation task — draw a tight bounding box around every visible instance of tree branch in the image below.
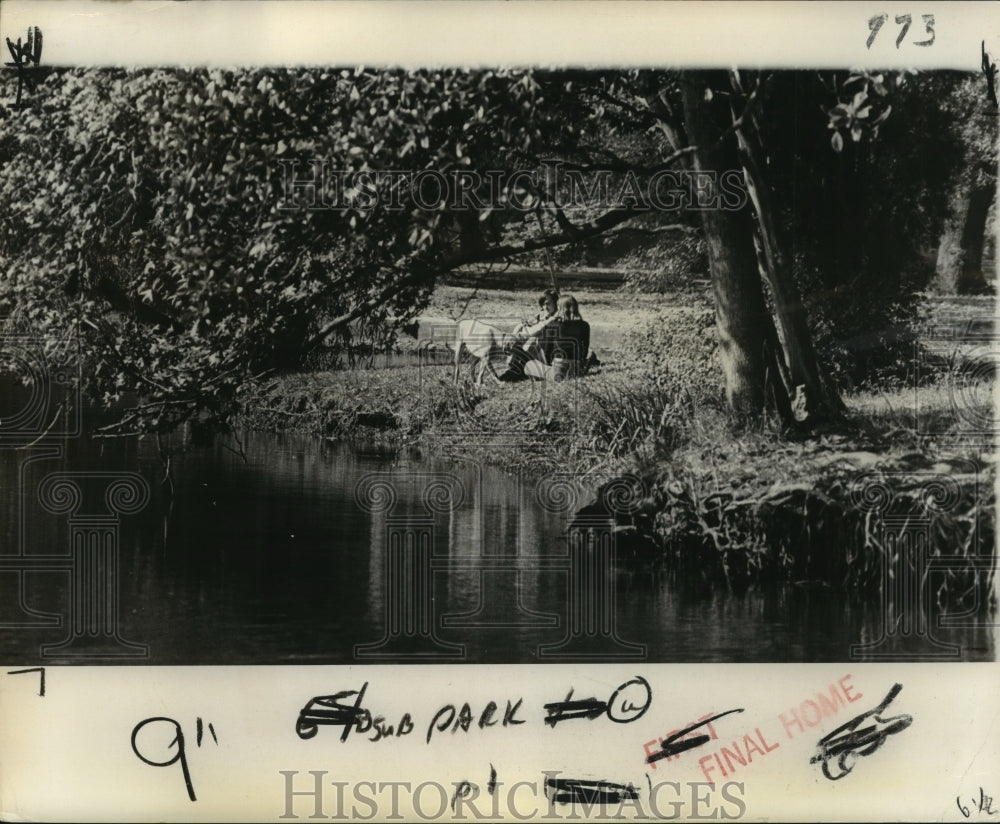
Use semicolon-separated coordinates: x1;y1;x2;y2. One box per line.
307;74;765;348
604;223;699;238
441;206;639;270
439;142;704;269
303;266;429;350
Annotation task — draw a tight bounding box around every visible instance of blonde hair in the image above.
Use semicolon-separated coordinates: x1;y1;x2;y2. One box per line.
557;294;582;321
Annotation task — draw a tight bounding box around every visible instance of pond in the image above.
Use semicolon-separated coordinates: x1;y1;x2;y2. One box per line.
1;415;993;664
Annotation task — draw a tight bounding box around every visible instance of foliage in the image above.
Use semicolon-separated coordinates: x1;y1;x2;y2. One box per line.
0;65;992;432
0;67;583;433
619;307;721;402
644;389;995;592
622;232;707;292
241;366;455;443
652;453;994;595
581;375;693;464
825;71;895;152
762;70;975;364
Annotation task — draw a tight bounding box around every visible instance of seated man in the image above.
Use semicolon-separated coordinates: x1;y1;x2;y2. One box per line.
499;289;559;380
532;289;560;324
516;290;559;356
500;313;557;379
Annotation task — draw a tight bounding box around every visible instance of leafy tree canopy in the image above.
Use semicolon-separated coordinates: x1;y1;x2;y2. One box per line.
0;67;597;432
0;67;989;432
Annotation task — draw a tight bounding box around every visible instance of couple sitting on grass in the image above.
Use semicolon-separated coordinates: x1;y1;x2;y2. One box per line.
498;289;592;382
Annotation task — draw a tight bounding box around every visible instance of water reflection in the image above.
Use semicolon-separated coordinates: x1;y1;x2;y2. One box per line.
0;425;994;663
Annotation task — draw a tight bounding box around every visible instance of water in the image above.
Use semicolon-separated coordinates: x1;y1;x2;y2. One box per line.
0;419;994;663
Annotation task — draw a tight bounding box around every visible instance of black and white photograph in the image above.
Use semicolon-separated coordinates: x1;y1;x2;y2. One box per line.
0;1;997;820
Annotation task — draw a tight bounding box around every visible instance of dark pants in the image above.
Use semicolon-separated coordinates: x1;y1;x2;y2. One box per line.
504;346;532;378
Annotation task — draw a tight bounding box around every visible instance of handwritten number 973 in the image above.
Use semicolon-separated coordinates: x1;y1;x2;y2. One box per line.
867;13;935;49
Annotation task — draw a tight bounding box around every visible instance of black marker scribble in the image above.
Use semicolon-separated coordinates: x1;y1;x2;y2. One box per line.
544;689;606;726
195;716;217;746
606;676;652;724
810;682;912;781
544;676;651;727
545;778;638;806
130;715;219;802
451;780;474;811
131;717;194;801
296;682;369;742
645;708;744;765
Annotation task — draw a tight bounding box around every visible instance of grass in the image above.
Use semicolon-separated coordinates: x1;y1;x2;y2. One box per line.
238;287;996;594
242;294;996;493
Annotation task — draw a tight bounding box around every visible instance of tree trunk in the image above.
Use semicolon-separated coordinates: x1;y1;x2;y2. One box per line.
456;209;486;257
680;72;791;422
728;71;846;422
956;183;994;295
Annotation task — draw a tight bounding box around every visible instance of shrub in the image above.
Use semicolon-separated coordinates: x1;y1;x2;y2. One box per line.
618;307;722;405
581;375;693;465
623;234;708;293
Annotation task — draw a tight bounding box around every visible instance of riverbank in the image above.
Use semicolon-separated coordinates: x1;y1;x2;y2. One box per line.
237;287;996;597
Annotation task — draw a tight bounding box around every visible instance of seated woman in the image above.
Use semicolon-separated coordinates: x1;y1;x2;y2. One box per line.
524;295;590;381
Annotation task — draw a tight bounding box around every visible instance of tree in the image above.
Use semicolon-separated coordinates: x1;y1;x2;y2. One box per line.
0;67;582;434
678;72;782;418
727;70;845;420
954;183;995;294
737;69;983;386
0;65;973;434
933;74;998;295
